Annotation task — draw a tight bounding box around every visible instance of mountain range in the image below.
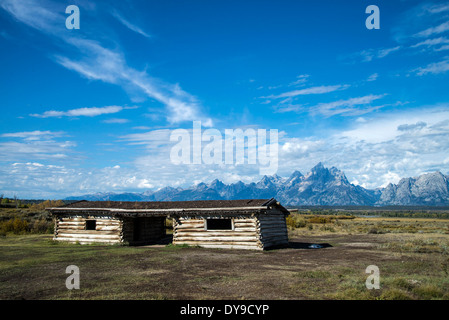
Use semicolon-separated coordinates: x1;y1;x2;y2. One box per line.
66;162;449;206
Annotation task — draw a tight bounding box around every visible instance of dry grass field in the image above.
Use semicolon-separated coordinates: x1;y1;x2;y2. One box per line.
1;209;449;300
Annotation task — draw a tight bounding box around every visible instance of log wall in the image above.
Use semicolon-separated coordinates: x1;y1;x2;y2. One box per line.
54;215;165;245
54;215;122;244
257;212;289;249
172;216;262;250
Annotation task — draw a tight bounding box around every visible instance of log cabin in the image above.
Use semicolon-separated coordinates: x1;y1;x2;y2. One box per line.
47;198;290;250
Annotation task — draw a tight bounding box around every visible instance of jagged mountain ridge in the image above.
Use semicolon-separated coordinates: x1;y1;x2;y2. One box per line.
66;163;449;206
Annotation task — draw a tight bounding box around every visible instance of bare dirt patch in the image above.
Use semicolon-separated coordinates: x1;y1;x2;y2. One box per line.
1;232;448;300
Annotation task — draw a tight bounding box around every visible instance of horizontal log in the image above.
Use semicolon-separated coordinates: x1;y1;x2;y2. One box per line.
54;238;120;244
260;234;289;241
258;218;286;223
172;241;261;250
56;229;121;235
175;223;205;228
258;225;287;232
60;217;120;220
58;222;84;226
174;236;258;242
260;233;289;239
57;225;84;230
233;227;257;232
261;242;288;249
174;231;257;237
258;223;287;230
58;225;121;230
58;222;121;227
258;221;285;226
55;233;121;240
258;220;286;226
260;233;288;238
233;219;256;223
60;218;120;222
261;238;289;245
233;222;257;227
258;215;285;219
260;226;287;232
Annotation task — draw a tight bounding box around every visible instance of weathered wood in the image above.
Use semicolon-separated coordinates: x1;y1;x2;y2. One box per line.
260;233;289;240
172;242;262;250
55;233;121;239
174;223;205;229
174;236;258;242
258;223;287;229
56;230;121;235
54;238;120;244
233;227;256;232
233;222;257;228
174;231;257;237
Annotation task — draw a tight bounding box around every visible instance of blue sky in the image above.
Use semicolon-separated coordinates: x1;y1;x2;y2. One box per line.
1;0;449;198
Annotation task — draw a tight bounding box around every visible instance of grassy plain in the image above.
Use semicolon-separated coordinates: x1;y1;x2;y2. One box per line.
1;208;449;300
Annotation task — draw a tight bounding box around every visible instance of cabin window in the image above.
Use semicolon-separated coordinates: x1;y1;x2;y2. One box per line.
85;219;96;231
206;218;233;230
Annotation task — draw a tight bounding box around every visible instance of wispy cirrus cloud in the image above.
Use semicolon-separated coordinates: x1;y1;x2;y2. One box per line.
288;74;310;87
0;130;75;162
30;106;124;118
275;94;388;117
359;46;401;62
414;21;449;38
0;0;212;126
414;57;449;75
0;130;65;140
111;9;151;38
309;94;387;117
426;3;449;14
341;46;401;64
264;84;349;100
367;73;378;82
102;118;130;124
411;37;449;48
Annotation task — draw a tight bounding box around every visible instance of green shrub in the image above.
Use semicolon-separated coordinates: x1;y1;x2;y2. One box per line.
413;284;445;299
0;218;29;234
308;216;331;224
286;215;307;228
30;219;53;234
379;288;412;300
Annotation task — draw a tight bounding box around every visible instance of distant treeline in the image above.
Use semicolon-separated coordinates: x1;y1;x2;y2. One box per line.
0;197;74;209
288;206;449;219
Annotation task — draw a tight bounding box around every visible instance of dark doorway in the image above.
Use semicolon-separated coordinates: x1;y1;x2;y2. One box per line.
133;218;142;242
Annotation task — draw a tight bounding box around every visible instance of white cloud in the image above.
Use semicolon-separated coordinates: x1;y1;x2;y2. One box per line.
277;107;449;189
0;130;64;139
309;94;386;117
2;107;449;197
266;84;349;99
1;0;212;126
102;118;130;124
367;73;378;82
275;94;387;117
427;3;449;14
288;74;309;87
415;21;449;38
0;133;76;162
414;57;449;75
377;46;401;58
30;106;124;118
349;46;401;63
411;37;449;48
111;10;151;38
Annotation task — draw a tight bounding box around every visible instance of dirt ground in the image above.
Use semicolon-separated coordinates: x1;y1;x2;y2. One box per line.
0;232;447;300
